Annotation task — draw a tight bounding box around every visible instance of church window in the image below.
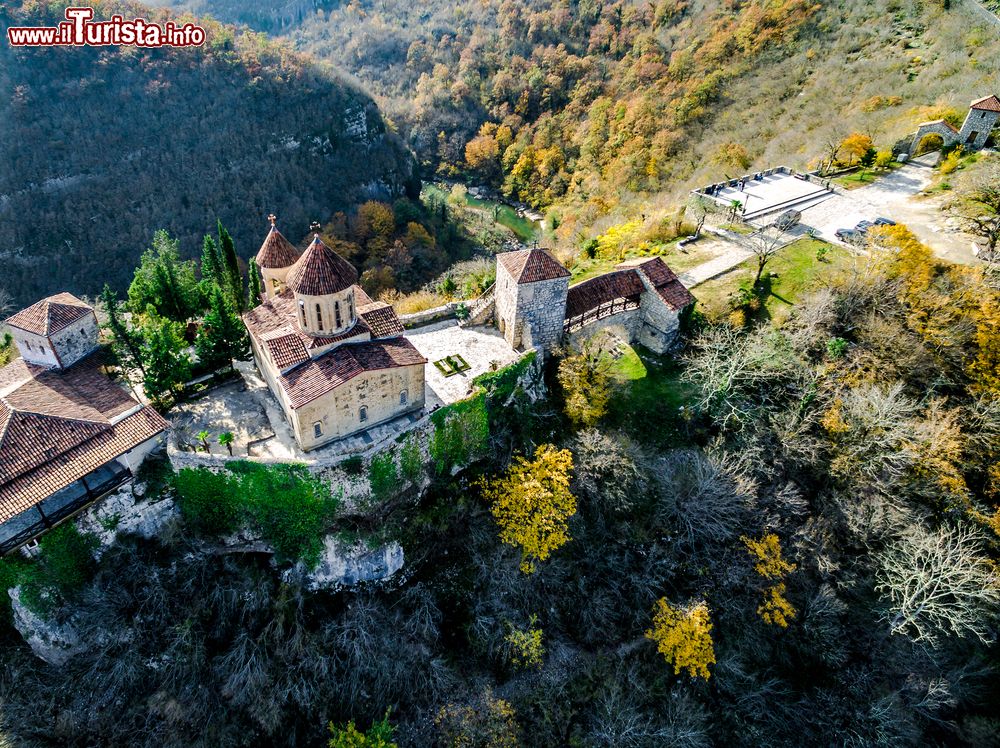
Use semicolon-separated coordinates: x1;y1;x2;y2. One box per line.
298;299;306;327
313;422;323;438
335;301;342;328
316;303;323;331
400;390;408;406
359;405;368;423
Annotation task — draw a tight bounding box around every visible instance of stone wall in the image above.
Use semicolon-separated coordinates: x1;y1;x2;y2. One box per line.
514;277;569;353
50;312;99;368
399;303;459;329
636;290;682;354
292;363;425;451
958;107;999;150
494;261;520;347
566;310;640;350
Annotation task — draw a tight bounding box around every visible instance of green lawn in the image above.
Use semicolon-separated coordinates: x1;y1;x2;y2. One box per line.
604;345;696;446
692;237;855;323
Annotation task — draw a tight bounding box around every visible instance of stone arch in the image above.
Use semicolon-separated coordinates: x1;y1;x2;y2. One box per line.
916;133;944;155
909;121;957;157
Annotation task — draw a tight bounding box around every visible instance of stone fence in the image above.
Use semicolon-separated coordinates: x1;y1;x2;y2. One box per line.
398;302;461;329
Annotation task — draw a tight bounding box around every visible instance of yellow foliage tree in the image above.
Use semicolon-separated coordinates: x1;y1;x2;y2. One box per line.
839;132;874;164
645;599;716;679
483;445;576;573
742;534;797;627
557;346;614;426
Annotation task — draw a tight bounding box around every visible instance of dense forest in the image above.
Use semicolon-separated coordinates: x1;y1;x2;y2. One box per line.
0;1;418;307
159;0;1000;249
1;228;1000;746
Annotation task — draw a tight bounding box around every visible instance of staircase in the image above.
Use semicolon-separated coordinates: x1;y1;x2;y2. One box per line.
460;284;496;327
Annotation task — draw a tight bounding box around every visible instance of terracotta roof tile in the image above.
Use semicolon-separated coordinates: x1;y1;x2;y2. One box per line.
260;331;309;370
6;293;93;337
279;338;426;409
0;352;168;524
565;269;645;318
359;302;405;338
286;236;358;296
497;248;570;284
0;406;167;523
618;257;696;311
970;94;1000;112
256;225;301;269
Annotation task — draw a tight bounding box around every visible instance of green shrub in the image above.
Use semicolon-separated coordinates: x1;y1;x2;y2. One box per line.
369;451;400;502
826;337;849;360
228;463;340;567
400;436;424;485
173;467;240;535
6;523;100;618
340;455;364;476
430;393;490;474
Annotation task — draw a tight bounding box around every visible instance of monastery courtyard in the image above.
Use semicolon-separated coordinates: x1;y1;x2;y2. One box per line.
169;318;520;462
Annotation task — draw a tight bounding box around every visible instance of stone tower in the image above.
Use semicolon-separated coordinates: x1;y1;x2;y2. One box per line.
494;248;570;353
4;293;98;369
958;95;1000;151
255;214;302;300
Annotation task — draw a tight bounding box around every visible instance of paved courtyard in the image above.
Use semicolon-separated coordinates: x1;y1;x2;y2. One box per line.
405;318;521;408
777;155;981;265
169;320;520;462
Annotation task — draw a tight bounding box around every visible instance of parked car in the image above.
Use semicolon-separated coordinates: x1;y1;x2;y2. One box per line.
774;209;802;231
855;220;874;234
835;228;864;245
874;217;897;226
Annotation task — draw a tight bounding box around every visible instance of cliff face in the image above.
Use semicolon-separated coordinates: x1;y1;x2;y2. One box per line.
0;1;418;306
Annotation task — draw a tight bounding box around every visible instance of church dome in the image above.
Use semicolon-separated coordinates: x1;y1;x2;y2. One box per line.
286;235;358;296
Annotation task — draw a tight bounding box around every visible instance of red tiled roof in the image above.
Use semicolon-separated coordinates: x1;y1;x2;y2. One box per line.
5;293;93;337
260;331;309;370
256;225;301;269
359;302;405;338
497;248;570;284
565;269;645;318
0;407;167;522
0;354;168;523
286;236;358;296
970;95;1000;112
618;257;695;311
354;286;375;306
279;337;426;409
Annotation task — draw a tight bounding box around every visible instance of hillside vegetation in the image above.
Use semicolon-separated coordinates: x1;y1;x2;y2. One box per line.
159;0;1000;253
0;0;418;306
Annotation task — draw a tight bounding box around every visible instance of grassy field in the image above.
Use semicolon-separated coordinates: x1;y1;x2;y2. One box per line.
604;343;696;446
569;239;720;284
692;237;857;324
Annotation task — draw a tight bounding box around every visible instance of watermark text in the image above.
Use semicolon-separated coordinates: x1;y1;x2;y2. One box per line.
7;7;206;48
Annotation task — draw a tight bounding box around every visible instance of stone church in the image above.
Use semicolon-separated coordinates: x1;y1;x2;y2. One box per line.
243;219;426;452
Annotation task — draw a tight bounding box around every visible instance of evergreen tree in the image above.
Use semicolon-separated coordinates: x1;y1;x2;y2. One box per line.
247;257;263;308
98;284;146;378
138;307;191;408
200;234;224;288
128;230;202;322
195;285;249;372
218;220;245;312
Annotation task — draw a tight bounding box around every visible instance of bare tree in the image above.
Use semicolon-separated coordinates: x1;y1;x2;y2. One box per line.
876;523;1000;647
952;162;1000;258
747;224;788;286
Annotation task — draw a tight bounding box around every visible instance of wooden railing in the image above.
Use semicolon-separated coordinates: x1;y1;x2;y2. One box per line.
564;296;640;334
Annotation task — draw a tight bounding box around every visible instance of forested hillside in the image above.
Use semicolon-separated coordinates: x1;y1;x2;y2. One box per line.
0;1;418;306
159;0;1000;248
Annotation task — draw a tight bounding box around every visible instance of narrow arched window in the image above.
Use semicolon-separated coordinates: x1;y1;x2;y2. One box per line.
359;405;368;423
400;390;408;406
316;303;323;331
298;299;306;327
335;301;342;328
313;422;323;438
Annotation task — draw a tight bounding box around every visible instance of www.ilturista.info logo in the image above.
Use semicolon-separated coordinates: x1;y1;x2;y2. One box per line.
7;7;206;47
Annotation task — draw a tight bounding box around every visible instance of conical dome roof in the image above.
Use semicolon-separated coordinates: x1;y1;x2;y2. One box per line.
256;217;301;269
286;235;359;296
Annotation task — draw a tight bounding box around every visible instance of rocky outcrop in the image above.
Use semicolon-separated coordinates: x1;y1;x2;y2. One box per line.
289;537;405;591
75;481;179;559
9;588;85;667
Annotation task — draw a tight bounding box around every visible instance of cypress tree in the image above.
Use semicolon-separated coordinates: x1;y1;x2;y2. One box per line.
247;257;263;308
195;285;249;372
218;220;245;312
98;284;146;378
201;234;223;287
